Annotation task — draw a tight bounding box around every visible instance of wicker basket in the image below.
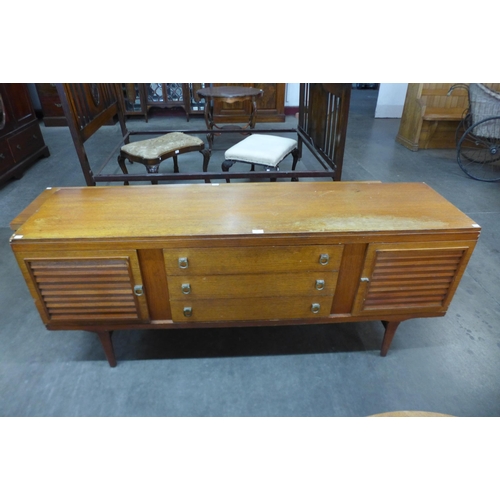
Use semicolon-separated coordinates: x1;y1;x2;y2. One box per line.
469;83;500;138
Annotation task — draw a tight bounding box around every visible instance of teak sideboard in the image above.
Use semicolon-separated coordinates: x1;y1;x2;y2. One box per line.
10;182;480;367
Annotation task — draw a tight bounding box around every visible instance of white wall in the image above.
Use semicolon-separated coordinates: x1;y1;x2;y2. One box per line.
285;83;409;119
285;83;300;106
374;83;408;118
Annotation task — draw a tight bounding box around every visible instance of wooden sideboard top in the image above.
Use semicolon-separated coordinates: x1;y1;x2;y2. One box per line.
11;182;480;241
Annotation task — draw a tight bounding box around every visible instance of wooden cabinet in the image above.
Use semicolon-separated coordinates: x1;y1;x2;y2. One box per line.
10;182;480;366
213;83;285;123
0;83;50;183
21;250;150;324
116;84;209;122
35;83;67;126
118;83;149;121
396;83;500;150
352;242;473;316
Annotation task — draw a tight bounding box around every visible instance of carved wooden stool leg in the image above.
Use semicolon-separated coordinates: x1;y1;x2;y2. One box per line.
291;148;300;182
206;133;214;151
117;155;130;186
92;330;117;367
222;160;235;183
380;321;401;357
201;149;211;183
145;163;160;185
173;155;179;174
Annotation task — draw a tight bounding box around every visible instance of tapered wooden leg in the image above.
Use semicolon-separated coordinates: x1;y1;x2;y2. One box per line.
93;330;117;367
380;321;401;357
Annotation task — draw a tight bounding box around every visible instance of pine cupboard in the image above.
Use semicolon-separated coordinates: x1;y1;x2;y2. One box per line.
10;182;480;367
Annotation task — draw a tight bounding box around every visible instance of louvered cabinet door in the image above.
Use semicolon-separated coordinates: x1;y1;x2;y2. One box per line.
19;251;149;325
352;241;476;315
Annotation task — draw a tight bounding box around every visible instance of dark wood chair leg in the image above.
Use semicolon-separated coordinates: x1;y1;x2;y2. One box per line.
173;155;179;174
380;321;401;357
92;330;117;367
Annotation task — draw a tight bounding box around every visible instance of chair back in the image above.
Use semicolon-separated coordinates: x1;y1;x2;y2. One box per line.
297;83;351;180
56;83;128;185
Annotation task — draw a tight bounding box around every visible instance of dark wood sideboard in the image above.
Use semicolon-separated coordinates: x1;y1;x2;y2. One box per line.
212;83;285;123
10;182;480;367
0;83;50;184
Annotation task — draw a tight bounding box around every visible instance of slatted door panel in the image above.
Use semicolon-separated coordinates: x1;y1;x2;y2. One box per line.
353;242;475;315
23;252;149;323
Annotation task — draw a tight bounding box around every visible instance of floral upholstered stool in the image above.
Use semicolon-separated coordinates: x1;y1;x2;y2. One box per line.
221;134;299;183
117;132;211;184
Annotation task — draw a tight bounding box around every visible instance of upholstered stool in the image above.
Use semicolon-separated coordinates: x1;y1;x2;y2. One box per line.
221;134;299;182
117;132;211;184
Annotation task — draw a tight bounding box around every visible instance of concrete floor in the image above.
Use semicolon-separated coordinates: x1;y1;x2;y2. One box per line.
1;89;499;416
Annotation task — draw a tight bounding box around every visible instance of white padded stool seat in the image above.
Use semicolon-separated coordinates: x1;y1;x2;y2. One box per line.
225;134;298;167
121;132;204;160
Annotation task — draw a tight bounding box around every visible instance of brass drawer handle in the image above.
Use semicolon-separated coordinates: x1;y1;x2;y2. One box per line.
319;254;329;265
183;307;192;317
181;283;191;294
0;153;5;159
311;303;321;314
134;285;144;296
16;145;22;150
55;103;62;108
178;257;188;269
315;279;325;291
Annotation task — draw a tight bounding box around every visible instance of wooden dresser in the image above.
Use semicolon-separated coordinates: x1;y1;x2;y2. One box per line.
35;83;67;127
212;83;285;123
0;83;50;183
10;182;480;366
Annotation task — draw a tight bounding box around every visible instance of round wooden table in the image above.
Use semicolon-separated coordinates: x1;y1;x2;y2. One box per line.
196;86;264;148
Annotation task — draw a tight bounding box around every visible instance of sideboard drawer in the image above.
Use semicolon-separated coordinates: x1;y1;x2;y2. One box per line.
170;296;334;322
168;271;338;300
8;124;46;163
164;245;344;275
38;95;65;118
0;141;15;173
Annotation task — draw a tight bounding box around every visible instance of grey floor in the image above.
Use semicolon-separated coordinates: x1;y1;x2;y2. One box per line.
1;89;499;417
